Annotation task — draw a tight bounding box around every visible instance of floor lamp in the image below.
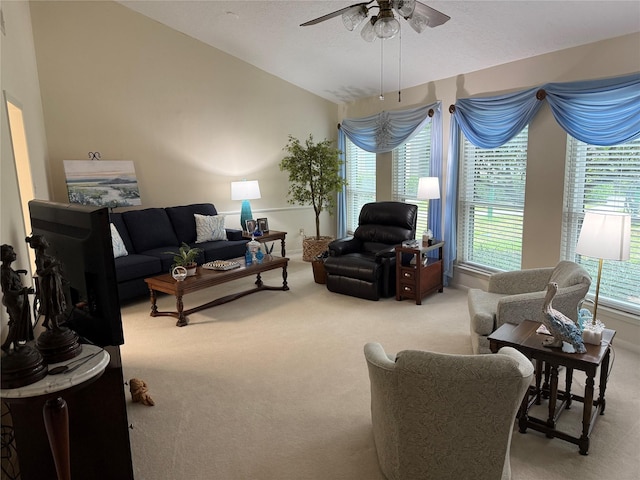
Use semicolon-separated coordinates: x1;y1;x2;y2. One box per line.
575;211;631;342
231;180;261;232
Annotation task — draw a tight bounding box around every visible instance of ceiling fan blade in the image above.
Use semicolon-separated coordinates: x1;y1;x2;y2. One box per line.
414;1;451;27
300;1;374;26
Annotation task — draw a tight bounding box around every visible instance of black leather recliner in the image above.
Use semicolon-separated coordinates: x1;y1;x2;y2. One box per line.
324;202;418;301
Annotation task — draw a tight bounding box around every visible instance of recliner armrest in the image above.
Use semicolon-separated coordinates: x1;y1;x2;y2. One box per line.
374;246;397;259
328;237;361;256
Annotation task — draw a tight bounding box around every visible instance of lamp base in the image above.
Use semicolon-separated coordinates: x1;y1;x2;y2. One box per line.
240;200;253;232
582;320;605;345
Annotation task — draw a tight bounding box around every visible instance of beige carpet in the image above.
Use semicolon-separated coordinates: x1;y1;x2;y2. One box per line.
121;255;640;480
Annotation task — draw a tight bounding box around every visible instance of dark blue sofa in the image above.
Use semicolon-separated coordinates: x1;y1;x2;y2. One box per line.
110;203;248;302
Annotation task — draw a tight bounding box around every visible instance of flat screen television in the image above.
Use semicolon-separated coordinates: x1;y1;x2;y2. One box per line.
28;200;124;346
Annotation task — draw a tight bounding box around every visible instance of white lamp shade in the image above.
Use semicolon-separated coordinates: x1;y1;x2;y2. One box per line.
231;180;261;201
576;211;631;261
416;177;440;200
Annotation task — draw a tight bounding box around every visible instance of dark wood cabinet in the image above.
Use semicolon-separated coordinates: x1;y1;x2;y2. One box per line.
396;241;444;305
6;345;134;479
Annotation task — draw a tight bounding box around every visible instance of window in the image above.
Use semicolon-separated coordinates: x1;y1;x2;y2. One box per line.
458;127;529;271
562;136;640;315
345;137;376;233
392;123;431;235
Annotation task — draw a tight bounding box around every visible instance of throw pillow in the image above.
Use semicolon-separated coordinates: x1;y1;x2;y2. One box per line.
195;214;227;243
111;223;129;258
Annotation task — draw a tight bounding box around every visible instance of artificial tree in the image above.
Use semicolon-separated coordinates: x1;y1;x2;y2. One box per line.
280;134;347;261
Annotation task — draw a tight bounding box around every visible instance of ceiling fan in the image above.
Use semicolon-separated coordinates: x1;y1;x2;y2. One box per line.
300;0;450;41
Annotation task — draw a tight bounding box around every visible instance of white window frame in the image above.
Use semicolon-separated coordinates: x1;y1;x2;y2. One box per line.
345;138;376;234
392;123;431;236
561;136;640;315
457;127;529;272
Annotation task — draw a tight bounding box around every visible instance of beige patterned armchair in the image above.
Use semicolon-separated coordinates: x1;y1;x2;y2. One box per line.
364;343;533;480
468;261;591;354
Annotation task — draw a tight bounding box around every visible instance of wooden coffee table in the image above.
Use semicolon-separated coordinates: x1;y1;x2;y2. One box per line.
488;320;615;455
144;256;289;327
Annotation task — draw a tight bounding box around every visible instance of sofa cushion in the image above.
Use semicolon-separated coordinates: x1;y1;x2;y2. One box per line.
165;203;218;244
195;214;227;242
114;254;162;283
123;208;179;253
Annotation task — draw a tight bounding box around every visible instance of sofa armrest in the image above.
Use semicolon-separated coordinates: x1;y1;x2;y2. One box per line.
225;228;244;241
328;237;361;256
488;267;554;295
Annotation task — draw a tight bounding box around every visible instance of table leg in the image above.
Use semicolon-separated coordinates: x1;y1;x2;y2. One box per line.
546;364;559;433
43;396;71;480
598;349;610;414
149;288;158;316
282;264;289;290
535;359;543;405
280;237;286;257
255;273;264;288
176;294;187;327
565;367;573;409
579;373;595;455
518;383;530;433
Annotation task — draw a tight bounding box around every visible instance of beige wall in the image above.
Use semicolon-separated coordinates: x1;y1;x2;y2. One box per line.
1;1;51;332
28;0;338;243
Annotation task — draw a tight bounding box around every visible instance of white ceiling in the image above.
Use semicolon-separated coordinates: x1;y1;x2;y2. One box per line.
117;1;640;104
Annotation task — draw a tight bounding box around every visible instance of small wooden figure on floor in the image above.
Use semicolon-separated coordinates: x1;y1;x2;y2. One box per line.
1;244;47;388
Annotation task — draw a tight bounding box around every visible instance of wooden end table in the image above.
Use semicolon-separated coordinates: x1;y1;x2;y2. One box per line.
243;230;287;257
395;241;444;305
488;320;615;455
145;256;289;327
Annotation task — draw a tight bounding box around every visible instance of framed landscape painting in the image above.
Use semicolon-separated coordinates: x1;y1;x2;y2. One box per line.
63;160;141;207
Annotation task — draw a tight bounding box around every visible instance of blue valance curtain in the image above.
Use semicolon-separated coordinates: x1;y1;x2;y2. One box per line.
336;101;442;240
444;72;640;283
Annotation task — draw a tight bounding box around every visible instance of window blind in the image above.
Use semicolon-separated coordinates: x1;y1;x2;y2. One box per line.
392;124;431;235
345;138;376;233
562;136;640;314
458;127;529;271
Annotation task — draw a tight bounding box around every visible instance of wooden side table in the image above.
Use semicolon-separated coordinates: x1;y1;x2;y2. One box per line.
1;345;110;480
243;230;287;257
395;241;444;305
488;320;615;455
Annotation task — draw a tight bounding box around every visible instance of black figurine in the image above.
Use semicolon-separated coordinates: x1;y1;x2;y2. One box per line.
1;244;35;352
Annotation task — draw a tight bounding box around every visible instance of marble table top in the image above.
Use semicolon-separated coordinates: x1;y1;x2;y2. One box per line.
1;344;110;399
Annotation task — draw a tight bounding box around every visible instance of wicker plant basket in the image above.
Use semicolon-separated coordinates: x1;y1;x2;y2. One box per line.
302;236;333;262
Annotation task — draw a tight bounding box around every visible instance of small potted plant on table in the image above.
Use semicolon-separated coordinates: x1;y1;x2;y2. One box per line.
165;242;203;276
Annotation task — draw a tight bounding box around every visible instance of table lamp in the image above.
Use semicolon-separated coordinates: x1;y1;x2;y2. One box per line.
416;177;440;245
575;211;631;343
231;180;261;231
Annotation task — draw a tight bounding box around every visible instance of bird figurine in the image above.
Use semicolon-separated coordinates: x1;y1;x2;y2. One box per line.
541;282;586;353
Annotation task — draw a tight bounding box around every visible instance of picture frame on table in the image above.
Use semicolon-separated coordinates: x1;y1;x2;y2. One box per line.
257;218;269;233
245;219;257;234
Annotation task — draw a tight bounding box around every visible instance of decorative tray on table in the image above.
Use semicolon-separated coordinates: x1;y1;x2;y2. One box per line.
202;260;242;271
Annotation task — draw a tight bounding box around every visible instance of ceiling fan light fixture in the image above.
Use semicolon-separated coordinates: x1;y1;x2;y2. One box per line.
407;11;430;33
342;5;368;31
360;17;377;42
373;15;400;39
392;0;416;18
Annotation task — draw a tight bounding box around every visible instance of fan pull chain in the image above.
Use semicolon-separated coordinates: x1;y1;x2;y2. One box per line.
398;29;402;102
379;39;384;100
